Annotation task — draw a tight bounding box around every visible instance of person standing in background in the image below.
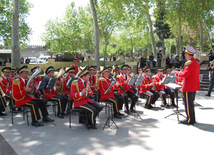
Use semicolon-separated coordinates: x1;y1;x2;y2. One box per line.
205;61;214;97
194;47;201;62
157;50;162;67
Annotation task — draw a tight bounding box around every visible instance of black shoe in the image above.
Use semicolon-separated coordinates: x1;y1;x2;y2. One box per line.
0;112;7;116
145;104;154;109
89;124;97;129
179;120;195;125
114;114;122;119
43;117;54;122
118;112;124;116
31;121;44;127
171;104;177;108
124;110;130;115
130;108;136;113
205;94;210;97
57;113;64;118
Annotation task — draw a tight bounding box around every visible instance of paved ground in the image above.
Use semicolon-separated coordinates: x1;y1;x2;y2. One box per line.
0;91;214;155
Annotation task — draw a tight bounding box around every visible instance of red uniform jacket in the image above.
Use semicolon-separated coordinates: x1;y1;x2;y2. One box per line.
118;74;135;94
99;76;115;101
89;74;97;92
9;74;15;80
139;75;153;94
12;77;36;107
43;76;58;100
153;74;165;91
71;64;79;75
0;76;13;95
64;76;71;96
178;58;200;92
70;78;93;107
175;73;184;86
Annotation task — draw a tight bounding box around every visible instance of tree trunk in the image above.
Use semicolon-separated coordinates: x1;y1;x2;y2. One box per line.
104;40;107;66
176;8;182;56
207;31;212;49
147;14;157;55
162;38;165;55
12;0;20;68
199;22;204;52
89;0;100;70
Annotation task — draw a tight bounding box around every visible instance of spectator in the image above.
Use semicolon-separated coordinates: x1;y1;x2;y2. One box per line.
205;61;214;97
137;57;144;73
174;55;181;68
81;56;84;62
157;50;162;67
169;55;174;68
149;53;156;67
77;58;79;62
143;52;151;67
20;57;24;64
25;57;30;64
113;55;117;61
0;59;4;66
208;45;214;62
181;47;187;67
166;55;170;67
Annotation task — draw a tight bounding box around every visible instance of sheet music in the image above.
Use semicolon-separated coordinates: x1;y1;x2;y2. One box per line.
128;75;138;86
165;83;182;90
162;76;170;84
135;75;144;86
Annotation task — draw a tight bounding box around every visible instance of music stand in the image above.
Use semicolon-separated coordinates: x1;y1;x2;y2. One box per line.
38;77;57;90
103;81;119;130
128;75;138;86
164;83;186;122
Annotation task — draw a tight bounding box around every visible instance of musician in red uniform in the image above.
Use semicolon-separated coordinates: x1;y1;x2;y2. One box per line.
70;66;103;129
176;46;200;125
153;67;169;108
0;67;15;111
70;59;79;75
113;65;120;74
139;67;160;109
43;66;67;118
88;66;99;102
119;65;138;113
137;68;143;76
114;75;129;114
9;67;16;79
99;66;123;119
12;65;53;126
175;67;184;86
163;68;176;107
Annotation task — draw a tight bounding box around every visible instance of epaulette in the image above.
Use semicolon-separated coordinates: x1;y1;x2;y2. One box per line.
185;60;191;66
116;75;121;79
13;78;20;85
152;75;156;78
99;77;106;81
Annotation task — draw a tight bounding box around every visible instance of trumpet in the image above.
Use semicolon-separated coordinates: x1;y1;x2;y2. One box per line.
0;86;6;97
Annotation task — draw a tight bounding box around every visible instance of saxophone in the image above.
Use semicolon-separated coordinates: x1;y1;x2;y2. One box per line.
95;71;99;91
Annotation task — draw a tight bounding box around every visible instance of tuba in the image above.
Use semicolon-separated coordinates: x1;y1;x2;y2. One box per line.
54;68;66;95
26;67;42;88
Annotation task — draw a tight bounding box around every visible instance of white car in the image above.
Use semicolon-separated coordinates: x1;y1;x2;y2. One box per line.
36;58;46;64
24;57;37;63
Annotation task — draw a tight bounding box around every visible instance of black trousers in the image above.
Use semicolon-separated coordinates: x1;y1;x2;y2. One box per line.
120;93;129;110
93;91;100;102
207;78;214;95
75;101;103;125
22;99;48;122
5;94;15;108
106;98;119;114
158;90;167;105
142;90;160;105
164;88;175;105
49;95;68;114
183;92;196;124
126;91;138;109
0;96;6;112
114;94;124;110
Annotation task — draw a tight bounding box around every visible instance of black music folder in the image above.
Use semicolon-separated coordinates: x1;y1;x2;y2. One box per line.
135;75;144;86
38;78;57;89
104;81;115;94
128;75;138;86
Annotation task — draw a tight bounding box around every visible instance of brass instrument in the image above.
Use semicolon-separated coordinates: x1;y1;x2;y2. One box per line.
86;80;89;96
95;71;99;91
54;68;66;95
0;85;6;97
26;67;42;94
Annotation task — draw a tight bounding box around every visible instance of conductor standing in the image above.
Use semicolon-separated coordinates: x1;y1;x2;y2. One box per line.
176;46;200;125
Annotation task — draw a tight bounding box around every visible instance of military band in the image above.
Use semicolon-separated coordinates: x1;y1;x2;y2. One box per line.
0;46;200;128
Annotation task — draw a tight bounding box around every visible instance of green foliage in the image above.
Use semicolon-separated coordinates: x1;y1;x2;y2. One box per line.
170;44;176;54
0;0;32;48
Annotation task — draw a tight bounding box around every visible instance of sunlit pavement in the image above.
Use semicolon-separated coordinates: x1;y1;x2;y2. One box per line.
0;91;214;155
